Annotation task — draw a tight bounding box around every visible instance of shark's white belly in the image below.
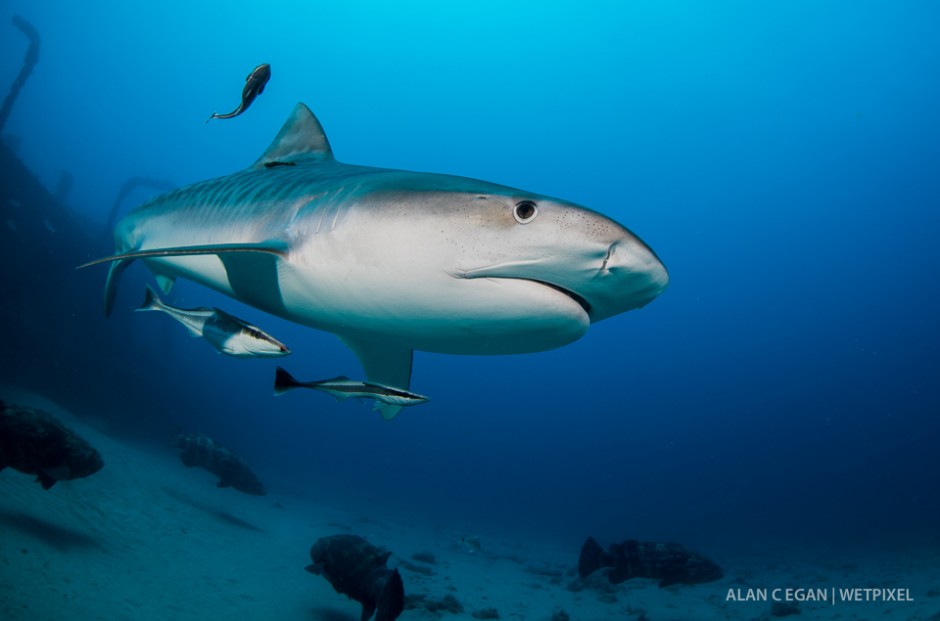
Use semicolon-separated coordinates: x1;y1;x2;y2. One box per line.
278;264;590;355
143;245;589;355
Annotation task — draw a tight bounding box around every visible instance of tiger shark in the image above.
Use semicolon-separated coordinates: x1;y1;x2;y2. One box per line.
82;102;669;418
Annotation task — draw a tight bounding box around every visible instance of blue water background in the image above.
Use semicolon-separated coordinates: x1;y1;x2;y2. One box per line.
2;1;938;550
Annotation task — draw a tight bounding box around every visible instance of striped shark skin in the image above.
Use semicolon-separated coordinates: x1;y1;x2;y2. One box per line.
81;102;669;418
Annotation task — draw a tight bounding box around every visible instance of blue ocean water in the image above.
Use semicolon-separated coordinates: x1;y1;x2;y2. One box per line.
2;0;938;560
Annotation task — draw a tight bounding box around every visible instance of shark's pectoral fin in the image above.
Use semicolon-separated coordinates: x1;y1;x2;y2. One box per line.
81;241;288;316
218;250;286;316
339;336;413;420
103;259;132;317
372;400;404;421
77;241;289;270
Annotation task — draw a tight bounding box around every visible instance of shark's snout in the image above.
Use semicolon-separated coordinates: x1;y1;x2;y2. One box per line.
583;233;669;321
455;215;668;325
628;257;670;310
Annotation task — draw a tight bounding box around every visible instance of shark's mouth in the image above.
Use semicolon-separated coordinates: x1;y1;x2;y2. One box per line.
529;280;592;316
460;265;592;316
460;262;591;317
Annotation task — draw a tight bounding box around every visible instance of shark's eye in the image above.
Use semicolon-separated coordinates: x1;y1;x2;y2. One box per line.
514;200;538;224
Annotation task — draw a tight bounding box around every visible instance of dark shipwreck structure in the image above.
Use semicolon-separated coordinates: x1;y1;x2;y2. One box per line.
0;16;213;439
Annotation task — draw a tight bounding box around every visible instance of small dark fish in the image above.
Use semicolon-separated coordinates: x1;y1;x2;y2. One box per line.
305;534;405;621
174;433;265;496
206;63;271;122
274;367;429;420
0;399;104;489
578;536;723;588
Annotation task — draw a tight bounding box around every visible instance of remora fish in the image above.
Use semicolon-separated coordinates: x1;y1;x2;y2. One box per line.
174;433;265;496
137;284;290;358
274;367;428;418
578;536;723;588
206;63;271;122
305;534;405;621
82;101;670;418
0;399;104;489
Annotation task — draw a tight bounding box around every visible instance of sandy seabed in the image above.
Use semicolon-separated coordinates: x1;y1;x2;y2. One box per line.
1;388;937;621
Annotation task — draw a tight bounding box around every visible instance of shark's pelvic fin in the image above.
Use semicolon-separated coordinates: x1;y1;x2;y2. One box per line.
340;336;414;389
251;102;333;169
373;401;405;421
340;336;414;421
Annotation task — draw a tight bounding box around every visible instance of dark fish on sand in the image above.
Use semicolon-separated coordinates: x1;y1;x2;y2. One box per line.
458;535;482;554
138;285;290;358
578;536;723;588
206;63;270;122
174;433;265;496
0;399;104;489
305;534;405;621
274;367;428;420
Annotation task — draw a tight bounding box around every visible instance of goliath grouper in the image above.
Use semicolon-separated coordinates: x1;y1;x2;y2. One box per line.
173;433;265;495
306;534;404;621
0;399;104;489
579;536;723;588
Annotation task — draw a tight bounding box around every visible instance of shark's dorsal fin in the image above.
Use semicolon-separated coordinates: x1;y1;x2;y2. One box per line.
252;102;333;169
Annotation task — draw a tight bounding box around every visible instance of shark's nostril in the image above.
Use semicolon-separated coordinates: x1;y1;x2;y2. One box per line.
600;243;616;272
